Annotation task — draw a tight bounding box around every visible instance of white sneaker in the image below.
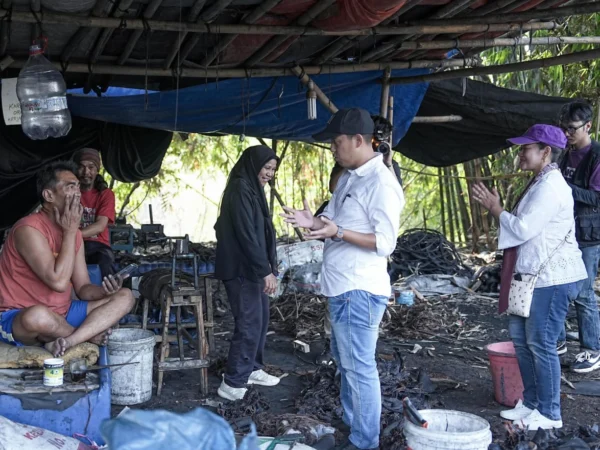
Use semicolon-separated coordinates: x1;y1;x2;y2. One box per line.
513;409;563;430
217;380;247;401
247;369;280;386
500;399;533;421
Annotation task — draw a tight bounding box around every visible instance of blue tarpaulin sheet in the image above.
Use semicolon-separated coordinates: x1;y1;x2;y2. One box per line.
68;69;429;145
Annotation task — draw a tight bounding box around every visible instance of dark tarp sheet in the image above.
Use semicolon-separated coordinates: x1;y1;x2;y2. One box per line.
0;116;172;231
395;78;570;167
67;69;430;147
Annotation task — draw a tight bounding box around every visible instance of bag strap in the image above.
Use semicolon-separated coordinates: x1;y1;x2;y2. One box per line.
535;230;572;276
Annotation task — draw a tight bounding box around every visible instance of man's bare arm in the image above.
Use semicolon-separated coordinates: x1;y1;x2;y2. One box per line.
80;216;109;238
15;226;78;293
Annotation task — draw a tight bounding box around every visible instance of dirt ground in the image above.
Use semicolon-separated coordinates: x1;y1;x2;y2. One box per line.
112;293;600;449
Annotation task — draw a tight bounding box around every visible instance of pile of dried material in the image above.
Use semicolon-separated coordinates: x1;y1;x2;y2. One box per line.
253;413;335;446
270;294;328;338
381;299;467;340
471;264;501;293
495;424;600;449
390;229;473;281
295;354;431;450
216;386;270;422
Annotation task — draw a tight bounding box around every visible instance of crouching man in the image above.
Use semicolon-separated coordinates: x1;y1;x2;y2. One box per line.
0;161;134;357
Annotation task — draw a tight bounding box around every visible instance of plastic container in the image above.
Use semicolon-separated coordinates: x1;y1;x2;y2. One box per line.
404;409;492;450
107;329;155;405
17;43;71;140
485;341;524;407
43;358;64;387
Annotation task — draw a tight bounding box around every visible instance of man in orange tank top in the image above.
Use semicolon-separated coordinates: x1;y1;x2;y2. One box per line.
0;161;134;357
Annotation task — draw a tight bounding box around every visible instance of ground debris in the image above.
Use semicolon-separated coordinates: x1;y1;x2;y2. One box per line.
500;423;600;449
216;386;270;421
270;294;328;338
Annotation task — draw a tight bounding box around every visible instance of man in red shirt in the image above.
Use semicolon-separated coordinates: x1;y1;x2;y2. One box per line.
0;161;134;357
73;148;116;278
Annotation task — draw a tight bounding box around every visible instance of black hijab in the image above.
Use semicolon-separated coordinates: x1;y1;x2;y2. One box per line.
222;145;279;272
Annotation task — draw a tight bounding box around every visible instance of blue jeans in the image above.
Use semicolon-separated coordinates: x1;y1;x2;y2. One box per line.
329;290;388;449
558;245;600;351
510;283;577;421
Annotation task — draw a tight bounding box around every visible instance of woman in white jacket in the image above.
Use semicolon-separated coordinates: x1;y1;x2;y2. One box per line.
473;124;587;430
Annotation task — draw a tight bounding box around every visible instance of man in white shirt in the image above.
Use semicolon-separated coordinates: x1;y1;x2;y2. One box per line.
282;108;405;450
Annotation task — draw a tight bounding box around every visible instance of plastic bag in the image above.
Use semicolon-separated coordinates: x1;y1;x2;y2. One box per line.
101;407;258;450
0;416;94;450
287;263;322;295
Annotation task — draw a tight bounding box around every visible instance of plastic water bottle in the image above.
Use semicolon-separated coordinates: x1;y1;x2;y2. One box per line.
17;44;71;140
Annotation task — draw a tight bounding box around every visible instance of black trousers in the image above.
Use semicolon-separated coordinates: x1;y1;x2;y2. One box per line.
223;277;270;388
84;241;116;279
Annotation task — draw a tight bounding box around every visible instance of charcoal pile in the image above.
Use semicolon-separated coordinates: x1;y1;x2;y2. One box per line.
496;424;600;449
389;229;473;282
295;353;431;450
381;298;466;340
216;386;270;421
471;265;501;293
270;294;328;338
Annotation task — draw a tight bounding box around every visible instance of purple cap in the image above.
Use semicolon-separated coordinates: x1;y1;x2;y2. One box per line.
507;124;567;149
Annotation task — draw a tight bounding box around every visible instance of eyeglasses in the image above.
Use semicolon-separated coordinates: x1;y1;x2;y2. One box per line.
560;123;587;135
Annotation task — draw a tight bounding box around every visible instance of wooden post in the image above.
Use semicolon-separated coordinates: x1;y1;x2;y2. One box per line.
465;161;480;252
380;67;391;119
444;167;455;243
448;166;462;243
412;115;462;123
438;168;446;237
291;66;338;114
388;49;600;85
452;165;471;243
270;139;278;218
474;159;493;250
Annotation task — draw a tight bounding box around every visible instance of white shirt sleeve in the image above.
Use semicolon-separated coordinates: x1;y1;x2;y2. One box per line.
498;181;561;249
367;183;405;257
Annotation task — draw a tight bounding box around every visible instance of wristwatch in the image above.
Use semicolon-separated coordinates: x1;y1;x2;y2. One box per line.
332;226;344;242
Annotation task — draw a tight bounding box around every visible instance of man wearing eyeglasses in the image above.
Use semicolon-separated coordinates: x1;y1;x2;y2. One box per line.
557;101;600;374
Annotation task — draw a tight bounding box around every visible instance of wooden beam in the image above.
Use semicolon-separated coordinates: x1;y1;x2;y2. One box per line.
176;0;239;65
244;0;336;67
90;0;135;64
0;10;561;37
60;0;113;62
380;67;391;118
199;0;283;67
8;57;479;78
397;35;600;50
411;1;600;25
117;0;164;66
312;0;422;65
388;48;600;85
162;0;206;70
291;65;338;114
412;115;463;123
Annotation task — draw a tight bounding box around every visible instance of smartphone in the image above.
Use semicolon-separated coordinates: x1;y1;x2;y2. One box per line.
115;263;138;280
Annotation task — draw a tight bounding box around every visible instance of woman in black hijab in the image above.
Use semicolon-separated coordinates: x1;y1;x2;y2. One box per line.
214;145;281;401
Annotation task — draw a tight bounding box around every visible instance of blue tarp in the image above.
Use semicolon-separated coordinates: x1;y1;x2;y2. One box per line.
68;69;429;145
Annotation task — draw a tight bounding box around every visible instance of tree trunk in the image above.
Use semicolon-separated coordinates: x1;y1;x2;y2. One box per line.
118;182;141;219
448;166;462;243
451;165;470;241
464;161;480;252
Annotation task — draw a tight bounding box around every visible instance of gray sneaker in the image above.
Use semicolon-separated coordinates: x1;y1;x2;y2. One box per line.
572;350;600;373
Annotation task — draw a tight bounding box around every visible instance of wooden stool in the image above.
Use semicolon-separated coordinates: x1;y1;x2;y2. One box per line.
156;285;210;396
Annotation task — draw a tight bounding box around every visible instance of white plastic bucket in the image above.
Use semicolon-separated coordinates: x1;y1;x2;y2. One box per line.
107;329;156;405
404;409;492;450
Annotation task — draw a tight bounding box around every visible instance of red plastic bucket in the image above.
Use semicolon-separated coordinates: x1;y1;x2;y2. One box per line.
485;341;524;407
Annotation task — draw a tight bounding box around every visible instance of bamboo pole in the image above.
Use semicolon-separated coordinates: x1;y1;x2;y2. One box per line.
380;67;391;119
412;115;462;123
177;0;238;65
465;161;480;252
270;139;278;218
8;58;479;79
398;36;600;50
162;0;208;70
411;1;600;25
245;0;337;67
596;99;600;141
388;49;600;85
449;166;462;243
291;66;338;114
452;165;471;244
438;168;446;237
474;159;493;250
60;0;113;62
272;187;304;241
90;0;135;64
200;0;283;67
0;10;559;36
444;167;455;243
118;0;164;66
